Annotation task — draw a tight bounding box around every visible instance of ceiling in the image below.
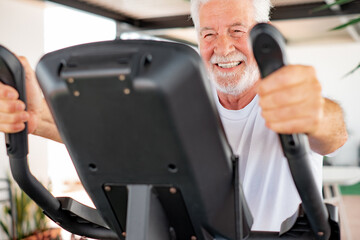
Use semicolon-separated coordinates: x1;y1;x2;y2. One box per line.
44;0;360;45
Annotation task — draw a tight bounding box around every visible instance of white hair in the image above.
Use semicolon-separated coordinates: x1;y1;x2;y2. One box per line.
190;0;272;31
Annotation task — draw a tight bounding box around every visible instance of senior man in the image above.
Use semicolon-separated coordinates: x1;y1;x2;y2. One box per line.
0;0;347;233
190;0;347;231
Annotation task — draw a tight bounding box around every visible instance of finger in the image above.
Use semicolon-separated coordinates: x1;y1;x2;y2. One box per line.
261;102;310;123
0;111;29;124
0;82;19;100
0;122;26;133
0;99;26;113
266;117;320;135
258;65;316;95
258;84;310;110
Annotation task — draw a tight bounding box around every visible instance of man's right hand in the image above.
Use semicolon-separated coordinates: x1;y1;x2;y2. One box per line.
0;80;29;133
0;56;62;142
0;56;42;134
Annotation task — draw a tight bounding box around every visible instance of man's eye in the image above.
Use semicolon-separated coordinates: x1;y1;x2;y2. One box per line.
231;29;245;37
202;33;216;41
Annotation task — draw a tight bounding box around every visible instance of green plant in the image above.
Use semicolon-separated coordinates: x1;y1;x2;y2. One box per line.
312;0;360;75
0;176;57;239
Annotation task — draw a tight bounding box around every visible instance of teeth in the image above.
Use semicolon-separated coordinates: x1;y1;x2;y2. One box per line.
217;62;241;68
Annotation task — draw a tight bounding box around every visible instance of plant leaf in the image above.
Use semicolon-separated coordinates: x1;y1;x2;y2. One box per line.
4;205;12;216
311;0;355;13
0;220;10;238
330;17;360;30
343;62;360;78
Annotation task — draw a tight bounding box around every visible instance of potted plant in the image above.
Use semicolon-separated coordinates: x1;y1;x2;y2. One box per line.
0;176;62;240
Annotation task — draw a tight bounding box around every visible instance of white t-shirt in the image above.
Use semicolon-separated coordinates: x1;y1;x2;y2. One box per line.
215;94;324;232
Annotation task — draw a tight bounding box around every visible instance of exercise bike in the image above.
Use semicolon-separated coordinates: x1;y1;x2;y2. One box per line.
0;24;340;240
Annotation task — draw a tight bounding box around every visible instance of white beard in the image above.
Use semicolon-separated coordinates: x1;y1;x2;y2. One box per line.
207;51;260;96
209;63;260;96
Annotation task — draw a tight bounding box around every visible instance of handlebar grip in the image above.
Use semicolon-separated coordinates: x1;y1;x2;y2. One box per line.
249;23;331;240
0;46;28;159
0;45;117;239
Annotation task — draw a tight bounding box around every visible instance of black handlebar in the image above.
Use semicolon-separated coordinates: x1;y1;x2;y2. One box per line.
250;23;331;240
0;45;118;240
0;46;28;160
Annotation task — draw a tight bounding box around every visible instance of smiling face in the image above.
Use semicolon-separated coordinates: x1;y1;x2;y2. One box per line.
198;0;260;95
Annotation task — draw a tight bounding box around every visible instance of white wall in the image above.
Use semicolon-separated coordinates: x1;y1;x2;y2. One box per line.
287;41;360;165
0;0;45;66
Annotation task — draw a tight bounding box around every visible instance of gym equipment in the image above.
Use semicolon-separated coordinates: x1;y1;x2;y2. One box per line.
250;23;339;240
0;23;340;240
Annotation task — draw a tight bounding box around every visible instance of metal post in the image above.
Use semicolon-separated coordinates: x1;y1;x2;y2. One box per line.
126;185;170;240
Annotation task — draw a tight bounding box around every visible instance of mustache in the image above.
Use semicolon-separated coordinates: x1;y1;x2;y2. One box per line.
210;51;248;64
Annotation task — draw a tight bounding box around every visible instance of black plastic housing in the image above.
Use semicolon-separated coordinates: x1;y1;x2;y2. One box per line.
36;40;238;240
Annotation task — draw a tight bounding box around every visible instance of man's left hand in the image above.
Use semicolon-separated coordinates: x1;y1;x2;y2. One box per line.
257;64;348;155
257;64;324;136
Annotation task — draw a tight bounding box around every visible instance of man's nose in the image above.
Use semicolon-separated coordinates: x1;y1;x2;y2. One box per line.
214;34;235;56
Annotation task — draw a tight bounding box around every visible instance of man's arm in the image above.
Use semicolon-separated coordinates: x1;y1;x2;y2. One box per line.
258;65;348;155
307;98;347;155
33;99;62;143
